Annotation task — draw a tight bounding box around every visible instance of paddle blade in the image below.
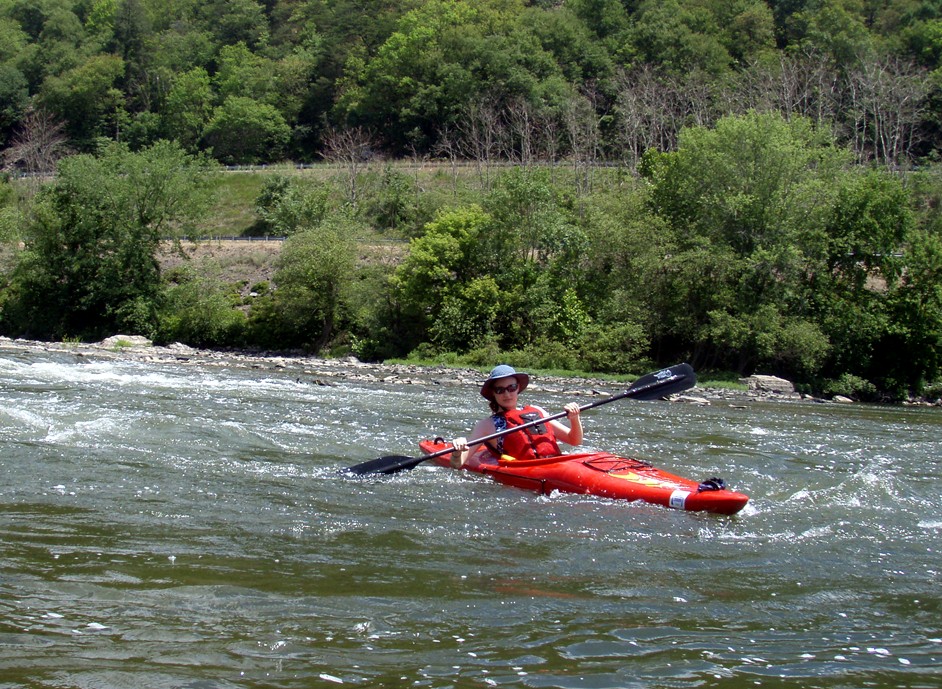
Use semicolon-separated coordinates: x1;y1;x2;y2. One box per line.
624;363;695;401
344;454;428;476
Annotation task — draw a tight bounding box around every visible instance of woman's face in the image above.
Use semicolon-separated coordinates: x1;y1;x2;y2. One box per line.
491;376;520;410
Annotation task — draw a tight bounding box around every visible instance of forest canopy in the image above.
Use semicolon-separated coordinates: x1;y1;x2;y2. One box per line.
0;0;939;167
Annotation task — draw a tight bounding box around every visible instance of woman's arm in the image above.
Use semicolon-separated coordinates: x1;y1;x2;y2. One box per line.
547;402;582;446
450;417;497;468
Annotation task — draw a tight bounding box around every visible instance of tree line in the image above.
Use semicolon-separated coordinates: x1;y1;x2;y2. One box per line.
1;0;942;169
2;111;942;401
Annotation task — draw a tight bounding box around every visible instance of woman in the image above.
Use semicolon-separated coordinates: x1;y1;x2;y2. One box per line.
450;364;582;468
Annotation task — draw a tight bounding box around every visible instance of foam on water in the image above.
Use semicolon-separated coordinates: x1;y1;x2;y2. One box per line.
8;357;336;406
0;404;49;431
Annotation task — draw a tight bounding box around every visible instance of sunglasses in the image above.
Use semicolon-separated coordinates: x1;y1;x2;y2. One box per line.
492;382;519;395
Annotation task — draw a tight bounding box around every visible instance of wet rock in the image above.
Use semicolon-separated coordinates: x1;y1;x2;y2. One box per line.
675;394;711;406
99;334;152;348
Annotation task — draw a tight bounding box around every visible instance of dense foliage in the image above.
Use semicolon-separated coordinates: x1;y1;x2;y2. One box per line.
1;141;216;339
0;0;940;166
3;1;942;400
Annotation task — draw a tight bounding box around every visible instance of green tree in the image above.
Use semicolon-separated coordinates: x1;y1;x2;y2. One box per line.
107;0;156;113
271;47;322;127
524;4;614;84
109;0;150;64
201;95;291;164
809;169;913;389
899;18;942;70
640;112;850;375
283;0;404;146
9;0;92;89
882;230;942;395
37;53;125;147
336;0;571;153
478;169;586;350
392;169;587;356
196;0;269;51
429;275;501;352
214;42;276;102
640;112;916;386
254;175;332;236
576;188;662;372
158;265;247;347
791;0;873;64
0;62;29;139
567;0;630;42
162;66;213;150
360;166;429;236
390;204;490;352
249;212;358;350
210;42;314;150
481;167;582;277
720;0;777;65
0;15;29;62
146;24;216;75
0;141;216;340
0;17;30;138
624;0;733;75
706;303;829;375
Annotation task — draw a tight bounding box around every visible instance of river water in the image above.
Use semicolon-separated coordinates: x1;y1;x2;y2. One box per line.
0;346;939;688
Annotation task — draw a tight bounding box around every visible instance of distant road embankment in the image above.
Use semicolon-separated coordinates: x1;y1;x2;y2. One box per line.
158;237;407;294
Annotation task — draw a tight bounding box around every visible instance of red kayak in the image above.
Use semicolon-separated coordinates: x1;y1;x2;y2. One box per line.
419;439;749;515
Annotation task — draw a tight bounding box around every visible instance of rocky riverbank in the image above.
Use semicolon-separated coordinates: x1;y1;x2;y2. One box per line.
0;334;830;406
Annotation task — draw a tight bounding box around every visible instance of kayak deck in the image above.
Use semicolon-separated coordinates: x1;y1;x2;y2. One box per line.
419;439;749;515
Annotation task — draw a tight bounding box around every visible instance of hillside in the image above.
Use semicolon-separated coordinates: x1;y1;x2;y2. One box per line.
1;1;936;171
158;238;408;296
158;239;283;293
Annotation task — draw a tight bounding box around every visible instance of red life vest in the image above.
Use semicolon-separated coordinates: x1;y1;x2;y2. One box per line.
498;406;561;460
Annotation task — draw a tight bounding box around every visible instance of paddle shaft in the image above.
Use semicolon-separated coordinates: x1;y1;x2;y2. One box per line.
410;366;691;462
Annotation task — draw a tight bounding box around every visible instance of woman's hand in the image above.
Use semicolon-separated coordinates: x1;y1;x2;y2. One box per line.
561;403;583;446
450;437;468;468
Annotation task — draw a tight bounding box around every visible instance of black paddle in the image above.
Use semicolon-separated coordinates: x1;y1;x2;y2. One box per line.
344;363;695;476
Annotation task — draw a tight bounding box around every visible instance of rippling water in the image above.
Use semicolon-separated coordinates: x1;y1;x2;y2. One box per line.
1;346;940;688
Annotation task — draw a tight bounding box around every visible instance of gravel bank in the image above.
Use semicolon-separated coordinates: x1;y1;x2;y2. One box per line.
0;335;817;407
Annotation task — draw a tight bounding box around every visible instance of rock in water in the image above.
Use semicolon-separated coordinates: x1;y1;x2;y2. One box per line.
99;335;153;348
739;374;795;394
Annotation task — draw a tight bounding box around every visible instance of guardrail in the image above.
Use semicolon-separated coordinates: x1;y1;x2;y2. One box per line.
178;235;286;242
175;235;408;243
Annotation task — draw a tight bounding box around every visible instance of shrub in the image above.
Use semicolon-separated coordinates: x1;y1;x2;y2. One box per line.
158;271;247;347
824;373;878;401
579;321;650;374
